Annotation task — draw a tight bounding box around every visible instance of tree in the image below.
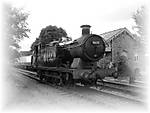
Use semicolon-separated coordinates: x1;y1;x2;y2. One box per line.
39;25;69;45
132;6;146;43
31;25;71;50
9;49;21;62
3;3;30;62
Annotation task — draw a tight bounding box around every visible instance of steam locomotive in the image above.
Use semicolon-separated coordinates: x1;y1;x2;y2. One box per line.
31;25;117;86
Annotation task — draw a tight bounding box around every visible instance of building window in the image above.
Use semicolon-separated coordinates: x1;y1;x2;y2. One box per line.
134;54;138;61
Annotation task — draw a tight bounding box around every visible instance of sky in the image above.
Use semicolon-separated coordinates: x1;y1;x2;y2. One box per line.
3;0;148;51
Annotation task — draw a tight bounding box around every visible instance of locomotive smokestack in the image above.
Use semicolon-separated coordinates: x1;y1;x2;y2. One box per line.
80;25;91;36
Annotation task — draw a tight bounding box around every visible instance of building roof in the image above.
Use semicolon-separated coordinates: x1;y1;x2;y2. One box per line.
100;27;135;43
20;51;32;56
100;27;136;52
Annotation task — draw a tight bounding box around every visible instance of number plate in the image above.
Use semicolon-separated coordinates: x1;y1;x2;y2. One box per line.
92;41;100;45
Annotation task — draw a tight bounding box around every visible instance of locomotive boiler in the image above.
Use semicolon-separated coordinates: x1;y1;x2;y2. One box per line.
31;25;117;86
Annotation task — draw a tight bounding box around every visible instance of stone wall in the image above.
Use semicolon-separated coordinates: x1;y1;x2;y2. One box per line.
111;31;136;66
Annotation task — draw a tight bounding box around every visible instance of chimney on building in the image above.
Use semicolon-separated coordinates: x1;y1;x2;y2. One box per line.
80;25;91;36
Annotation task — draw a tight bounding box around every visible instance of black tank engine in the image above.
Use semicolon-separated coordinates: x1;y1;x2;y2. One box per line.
31;25;117;86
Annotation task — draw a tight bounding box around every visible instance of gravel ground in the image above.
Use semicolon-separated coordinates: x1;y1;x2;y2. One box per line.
1;67;148;113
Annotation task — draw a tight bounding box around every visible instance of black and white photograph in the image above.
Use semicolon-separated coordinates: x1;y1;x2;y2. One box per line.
1;0;149;113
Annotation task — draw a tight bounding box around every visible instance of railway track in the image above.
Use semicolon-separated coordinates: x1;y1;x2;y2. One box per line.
96;79;146;100
15;68;146;104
